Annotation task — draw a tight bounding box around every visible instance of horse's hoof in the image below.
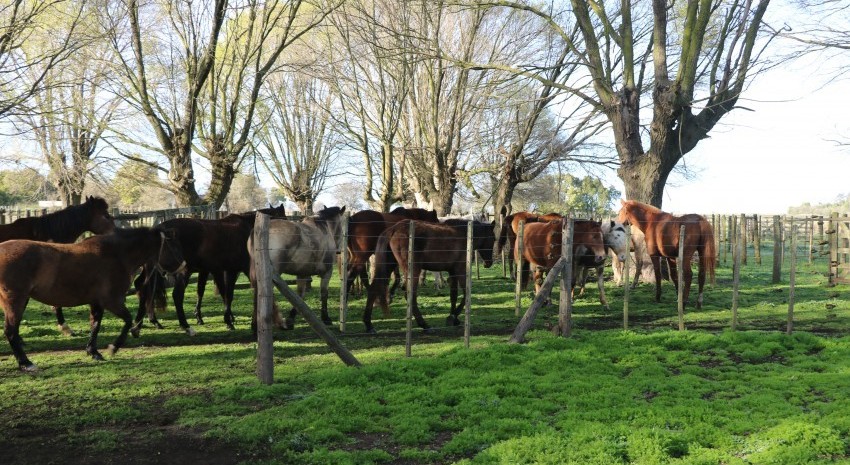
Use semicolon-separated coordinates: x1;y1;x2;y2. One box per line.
196;319;205;325
107;344;118;356
366;327;377;335
20;363;38;372
226;324;235;331
154;322;164;330
322;319;333;326
185;327;197;337
130;327;141;338
422;327;434;335
91;352;104;361
58;323;75;337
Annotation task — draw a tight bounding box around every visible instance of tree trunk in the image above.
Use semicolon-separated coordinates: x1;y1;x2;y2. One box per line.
206;150;236;209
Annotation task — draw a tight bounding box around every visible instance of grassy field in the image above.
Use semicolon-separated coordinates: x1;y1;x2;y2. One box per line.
2;244;849;464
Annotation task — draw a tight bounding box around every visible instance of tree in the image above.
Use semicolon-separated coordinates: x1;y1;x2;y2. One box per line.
514;172;620;217
224;172;268;213
0;168;54;205
0;0;85;118
197;0;338;208
485;0;773;207
103;0;227;206
255;73;341;215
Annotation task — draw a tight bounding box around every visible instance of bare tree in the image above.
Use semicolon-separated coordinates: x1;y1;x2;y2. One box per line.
255;73;341;214
0;0;85;118
103;0;227;206
197;0;338;208
322;0;413;211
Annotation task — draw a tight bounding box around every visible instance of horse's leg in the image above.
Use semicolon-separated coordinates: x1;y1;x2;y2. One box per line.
53;306;75;336
221;271;239;330
533;267;549;305
595;264;609;310
194;269;209;325
631;252;642;289
104;302;135;357
86;304;106;361
697;252;706;309
408;266;430;332
319;271;333;326
445;273;462;326
650;255;663;303
3;299;36;371
682;253;694;307
172;273;196;336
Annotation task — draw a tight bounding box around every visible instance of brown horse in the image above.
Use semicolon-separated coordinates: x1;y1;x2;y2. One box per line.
497;209;563;278
616;199;716;308
517;219;606;304
0;226;184;371
136;204;287;334
0;196;116;336
363;219;496;333
345;207;439;295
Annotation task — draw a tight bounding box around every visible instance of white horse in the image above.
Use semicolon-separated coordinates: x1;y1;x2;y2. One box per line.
574;219;631;309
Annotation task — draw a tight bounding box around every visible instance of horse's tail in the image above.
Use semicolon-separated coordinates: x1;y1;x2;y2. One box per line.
701;219;717;285
140;264;168;315
370;228;397;317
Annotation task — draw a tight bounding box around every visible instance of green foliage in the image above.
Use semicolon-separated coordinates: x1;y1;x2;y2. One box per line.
2;247;850;464
514;172;621;216
0;169;54;205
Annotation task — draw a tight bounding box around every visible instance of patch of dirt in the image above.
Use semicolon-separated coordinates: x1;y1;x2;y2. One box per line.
6;424;261;465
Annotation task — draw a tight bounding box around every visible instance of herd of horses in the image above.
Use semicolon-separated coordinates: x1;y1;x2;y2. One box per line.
0;197;717;371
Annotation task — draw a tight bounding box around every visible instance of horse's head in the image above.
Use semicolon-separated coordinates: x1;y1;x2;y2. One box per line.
574;220;606;267
154;227;186;274
85;196;116;235
315;205;347;250
475;220;497;268
260;203;287;219
602;219;629;262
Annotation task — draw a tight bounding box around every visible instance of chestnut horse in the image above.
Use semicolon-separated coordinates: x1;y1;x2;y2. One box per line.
0;226;184;371
517;219;606;305
574;220;631;310
616;199;716;308
135;204;287;334
497;209;563;279
345;207;439;295
0;196;116;336
363;219;496;333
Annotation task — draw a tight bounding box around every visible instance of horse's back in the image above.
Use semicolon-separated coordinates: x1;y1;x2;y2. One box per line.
267;219;334;276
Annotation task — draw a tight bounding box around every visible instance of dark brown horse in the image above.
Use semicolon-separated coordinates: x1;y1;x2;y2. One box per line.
497;210;563;278
616;199;716;308
345;207;439;295
136;205;287;334
363;219;496;333
517;219;606;304
0;226;184;371
0;196;116;336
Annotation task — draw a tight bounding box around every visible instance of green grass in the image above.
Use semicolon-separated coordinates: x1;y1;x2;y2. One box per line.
2;245;850;464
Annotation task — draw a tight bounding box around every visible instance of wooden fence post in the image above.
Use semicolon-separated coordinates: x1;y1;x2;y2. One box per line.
754;215;762;265
788;225;798;335
731;220;742;331
500;211;507;279
514;221;525;316
338;211;349;333
508;258;565;344
406;221;415;357
677;225;686;331
557;218;574;338
465;220;473;348
253;213;274;385
740;214;747;266
808;216;815;264
772;215;782;283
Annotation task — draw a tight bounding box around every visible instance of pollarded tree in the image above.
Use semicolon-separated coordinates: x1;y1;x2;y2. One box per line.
484;0;774;207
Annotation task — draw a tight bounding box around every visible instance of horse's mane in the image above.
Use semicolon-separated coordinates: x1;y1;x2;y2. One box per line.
30;197;109;242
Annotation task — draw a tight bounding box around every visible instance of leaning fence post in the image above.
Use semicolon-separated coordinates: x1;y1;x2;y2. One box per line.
253;212;274;385
465;220;473;348
338;211;349;332
514;221;525;316
677;224;685;331
405;220;415;357
557;218;574;338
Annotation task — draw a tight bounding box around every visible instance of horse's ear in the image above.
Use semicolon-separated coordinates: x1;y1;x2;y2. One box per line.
340;206;346;213
609;220;615;228
620;199;626;206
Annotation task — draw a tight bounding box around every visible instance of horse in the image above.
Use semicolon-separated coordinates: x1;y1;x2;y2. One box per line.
135;204;287;334
0;196;116;336
573;220;631;310
616;199;716;308
345;207;439;296
497;210;563;279
516;219;606;305
0;226;184;371
363;218;496;333
248;206;346;330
